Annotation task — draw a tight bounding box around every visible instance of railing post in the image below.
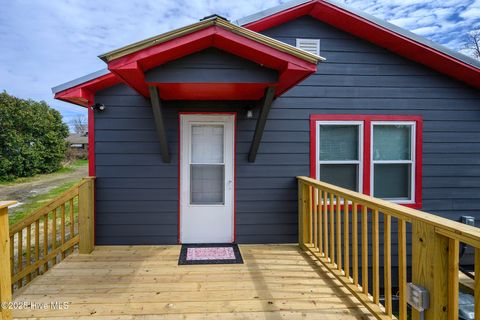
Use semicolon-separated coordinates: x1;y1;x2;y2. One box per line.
412;220;449;320
78;178;95;254
298;181;308;249
0;202;16;320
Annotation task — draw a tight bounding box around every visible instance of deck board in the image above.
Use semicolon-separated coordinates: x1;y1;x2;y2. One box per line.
13;244;374;319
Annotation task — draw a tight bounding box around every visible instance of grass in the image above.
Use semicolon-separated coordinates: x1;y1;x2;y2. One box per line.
9;180;80;226
0;159;88;186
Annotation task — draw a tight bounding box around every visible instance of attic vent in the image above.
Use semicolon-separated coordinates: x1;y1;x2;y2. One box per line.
296;38;320;56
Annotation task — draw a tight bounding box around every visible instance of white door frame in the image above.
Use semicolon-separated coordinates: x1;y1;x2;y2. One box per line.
179;113;236;243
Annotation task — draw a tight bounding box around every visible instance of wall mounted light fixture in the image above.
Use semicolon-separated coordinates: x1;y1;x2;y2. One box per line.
91;103;106;112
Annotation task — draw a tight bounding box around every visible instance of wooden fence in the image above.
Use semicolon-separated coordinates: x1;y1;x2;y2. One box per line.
297;176;480;320
0;177;94;320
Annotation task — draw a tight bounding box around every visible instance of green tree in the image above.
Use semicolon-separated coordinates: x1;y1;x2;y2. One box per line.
0;92;69;180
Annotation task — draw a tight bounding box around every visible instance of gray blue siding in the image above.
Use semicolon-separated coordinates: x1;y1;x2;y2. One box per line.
145;48;278;83
94;16;480;252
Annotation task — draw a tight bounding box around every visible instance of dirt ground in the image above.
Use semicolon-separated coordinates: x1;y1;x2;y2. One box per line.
0;165;88;208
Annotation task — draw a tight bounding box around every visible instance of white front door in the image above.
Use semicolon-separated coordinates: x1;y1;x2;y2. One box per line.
180;114;235;243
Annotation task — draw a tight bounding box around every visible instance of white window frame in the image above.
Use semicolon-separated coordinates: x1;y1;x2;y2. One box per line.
370;121;416;204
316;121;364;193
189;122;226;206
296;38;320;56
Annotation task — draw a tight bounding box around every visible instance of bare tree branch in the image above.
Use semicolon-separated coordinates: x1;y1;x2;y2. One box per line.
71;114;88;135
464;28;480;59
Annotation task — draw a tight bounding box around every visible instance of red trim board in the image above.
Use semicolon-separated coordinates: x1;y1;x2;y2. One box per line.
54;73;121;107
177;112;237;244
310;114;423;209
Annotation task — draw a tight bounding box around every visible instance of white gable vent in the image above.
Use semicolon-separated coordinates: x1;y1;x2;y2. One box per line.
296;38;320;56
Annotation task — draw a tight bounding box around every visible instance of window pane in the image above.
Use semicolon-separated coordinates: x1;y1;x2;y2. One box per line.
373;125;411;160
191;125;224;163
320;164;359;191
190;165;224;204
319;125;359;161
374;164;411;199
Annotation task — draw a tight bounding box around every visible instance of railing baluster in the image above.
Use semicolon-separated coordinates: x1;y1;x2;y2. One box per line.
372;209;379;304
448;238;459;320
51;208;57;266
475;248;479;320
362;206;368;295
9;235;14;279
383;214;392;316
43;214;48;272
329;194;334;264
352;202;358;286
17;229;23;288
61;204;66;259
336;196;342;270
26;225;32;283
69;198;75;238
313;187;318;250
317;190;323;256
323;192;328;258
344;198;349;279
69;198;75;255
35;220;40;276
398;219;407;320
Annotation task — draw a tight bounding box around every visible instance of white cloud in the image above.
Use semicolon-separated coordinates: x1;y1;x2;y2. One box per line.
0;0;479;130
411;25;441;36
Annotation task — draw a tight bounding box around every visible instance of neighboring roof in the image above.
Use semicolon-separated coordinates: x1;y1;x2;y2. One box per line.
67;133;88;144
98;16;324;64
235;0;480;88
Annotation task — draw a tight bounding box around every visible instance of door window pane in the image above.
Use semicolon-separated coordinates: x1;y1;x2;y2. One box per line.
190;165;224;204
373;164;411;199
320;164;359;191
319;125;358;161
191;125;224;163
373;125;411;160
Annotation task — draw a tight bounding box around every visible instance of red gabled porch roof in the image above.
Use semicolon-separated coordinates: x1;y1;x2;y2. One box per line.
54;16;323;107
239;0;480;89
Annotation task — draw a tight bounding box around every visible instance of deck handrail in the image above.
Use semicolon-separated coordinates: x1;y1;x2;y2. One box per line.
0;177;95;320
297;176;480;320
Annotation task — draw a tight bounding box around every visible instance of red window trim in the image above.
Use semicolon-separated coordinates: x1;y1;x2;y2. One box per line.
310;115;423;209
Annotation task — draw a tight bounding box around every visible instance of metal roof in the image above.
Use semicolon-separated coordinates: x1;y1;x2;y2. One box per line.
234;0;480;70
52;0;479;95
52;68;110;94
97;16;324;63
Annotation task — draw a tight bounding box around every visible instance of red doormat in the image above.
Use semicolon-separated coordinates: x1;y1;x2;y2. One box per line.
178;244;243;265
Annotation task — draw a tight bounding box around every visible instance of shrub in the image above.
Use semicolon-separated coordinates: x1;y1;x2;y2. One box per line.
0;91;69;181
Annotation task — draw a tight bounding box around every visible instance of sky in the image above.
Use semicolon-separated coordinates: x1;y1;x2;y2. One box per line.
0;0;479;130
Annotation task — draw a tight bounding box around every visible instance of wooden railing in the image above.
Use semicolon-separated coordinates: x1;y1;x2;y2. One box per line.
297;176;480;320
0;177;95;320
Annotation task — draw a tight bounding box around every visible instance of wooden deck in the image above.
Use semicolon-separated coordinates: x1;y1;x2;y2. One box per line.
12;244;374;319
